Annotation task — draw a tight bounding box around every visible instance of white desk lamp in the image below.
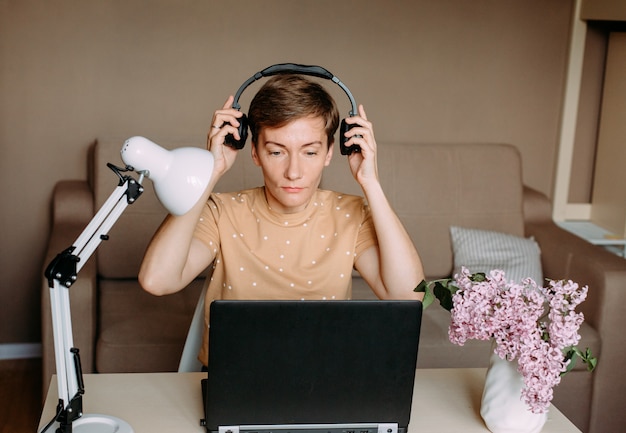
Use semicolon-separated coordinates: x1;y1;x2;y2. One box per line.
41;136;214;433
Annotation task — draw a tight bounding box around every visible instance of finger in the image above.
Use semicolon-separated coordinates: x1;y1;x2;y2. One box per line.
343;132;368;152
212;113;241;128
343;124;371;143
358;104;368;120
345;114;372;132
345;127;376;154
211;97;242;131
211;96;236;126
209;122;240;141
222;95;234;109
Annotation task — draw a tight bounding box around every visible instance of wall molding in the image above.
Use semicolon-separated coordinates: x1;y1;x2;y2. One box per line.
554;0;588;222
565;203;592;220
0;343;42;360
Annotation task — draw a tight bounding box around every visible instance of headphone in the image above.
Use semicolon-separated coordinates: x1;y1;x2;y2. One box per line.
224;63;360;155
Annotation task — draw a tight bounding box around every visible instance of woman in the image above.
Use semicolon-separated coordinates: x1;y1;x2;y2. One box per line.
139;74;424;366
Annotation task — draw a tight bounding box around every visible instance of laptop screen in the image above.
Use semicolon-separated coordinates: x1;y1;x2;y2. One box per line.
203;300;422;433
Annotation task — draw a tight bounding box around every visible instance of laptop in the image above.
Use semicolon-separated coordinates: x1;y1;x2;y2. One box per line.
201;300;423;433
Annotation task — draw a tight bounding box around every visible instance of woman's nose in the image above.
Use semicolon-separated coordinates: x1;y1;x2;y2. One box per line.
285;156;302;180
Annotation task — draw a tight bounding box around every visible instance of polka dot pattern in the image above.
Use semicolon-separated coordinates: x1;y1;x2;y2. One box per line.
194;187;378;301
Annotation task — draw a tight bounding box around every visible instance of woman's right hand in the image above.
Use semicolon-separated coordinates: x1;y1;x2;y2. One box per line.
207;96;244;181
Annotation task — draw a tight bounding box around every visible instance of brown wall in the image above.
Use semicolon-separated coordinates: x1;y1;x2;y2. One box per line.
0;0;577;344
582;0;626;21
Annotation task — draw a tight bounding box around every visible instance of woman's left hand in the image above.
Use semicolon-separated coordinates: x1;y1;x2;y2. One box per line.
342;104;379;188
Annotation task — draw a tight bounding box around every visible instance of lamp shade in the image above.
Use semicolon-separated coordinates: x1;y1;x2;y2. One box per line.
120;136;214;216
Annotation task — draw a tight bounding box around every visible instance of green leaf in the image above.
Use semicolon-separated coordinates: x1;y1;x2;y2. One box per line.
583;348;598;372
422;290;436;309
562;348;577;374
433;281;456;311
414;280;436;309
561;347;597;376
414;280;428;293
469;272;487;282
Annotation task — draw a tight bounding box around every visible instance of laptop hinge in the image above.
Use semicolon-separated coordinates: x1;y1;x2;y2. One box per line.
218;423;398;433
378;424;398;433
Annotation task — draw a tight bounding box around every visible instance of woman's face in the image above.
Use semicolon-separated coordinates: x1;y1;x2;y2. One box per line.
251;116;333;214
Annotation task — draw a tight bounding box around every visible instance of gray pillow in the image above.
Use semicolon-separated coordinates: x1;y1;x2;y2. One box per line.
450;226;543;284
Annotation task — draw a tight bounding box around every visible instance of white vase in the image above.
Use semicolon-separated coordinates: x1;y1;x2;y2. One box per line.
480;350;548;433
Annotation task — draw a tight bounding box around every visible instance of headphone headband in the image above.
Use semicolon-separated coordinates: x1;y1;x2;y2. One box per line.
225;63;360;155
232;63;358;117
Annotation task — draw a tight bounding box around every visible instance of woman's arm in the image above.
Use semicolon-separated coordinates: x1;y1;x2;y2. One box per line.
138;97;243;295
344;105;424;300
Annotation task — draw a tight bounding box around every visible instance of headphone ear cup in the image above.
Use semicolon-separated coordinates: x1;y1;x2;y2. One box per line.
225;113;248;149
339;118;361;155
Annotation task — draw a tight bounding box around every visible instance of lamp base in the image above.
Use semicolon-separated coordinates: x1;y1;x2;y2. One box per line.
53;414;134;433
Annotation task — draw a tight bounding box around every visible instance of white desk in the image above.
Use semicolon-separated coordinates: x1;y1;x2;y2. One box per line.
38;369;581;433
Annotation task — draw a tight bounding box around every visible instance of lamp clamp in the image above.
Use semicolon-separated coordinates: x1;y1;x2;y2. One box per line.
54;388;84;431
44;247;79;289
106;163;145;204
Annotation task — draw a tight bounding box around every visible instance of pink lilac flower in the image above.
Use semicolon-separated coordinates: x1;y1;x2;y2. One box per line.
448;267;587;413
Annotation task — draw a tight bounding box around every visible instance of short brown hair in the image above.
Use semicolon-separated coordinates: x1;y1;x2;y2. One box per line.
248;74;340;148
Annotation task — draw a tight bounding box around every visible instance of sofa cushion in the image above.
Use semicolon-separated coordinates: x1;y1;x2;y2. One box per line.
450;225;543;283
96;278;204;373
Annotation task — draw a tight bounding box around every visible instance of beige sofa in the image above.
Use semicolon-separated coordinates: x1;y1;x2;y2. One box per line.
42;139;626;433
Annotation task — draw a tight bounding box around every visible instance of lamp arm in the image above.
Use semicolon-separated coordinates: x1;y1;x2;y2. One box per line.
42;164;144;433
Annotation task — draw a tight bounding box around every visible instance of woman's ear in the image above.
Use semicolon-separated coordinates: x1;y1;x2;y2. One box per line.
324;141;334;167
251;142;261;167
